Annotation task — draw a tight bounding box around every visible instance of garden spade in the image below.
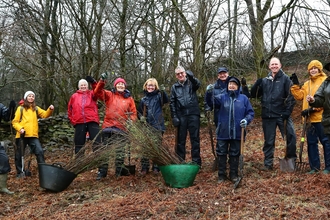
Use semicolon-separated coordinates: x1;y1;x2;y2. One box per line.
20;132;26;177
234;127;245;189
279;119;295;172
206;111;218;171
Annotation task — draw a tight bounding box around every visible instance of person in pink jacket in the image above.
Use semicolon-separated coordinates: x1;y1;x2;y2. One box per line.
68;79;101;155
94;73;137;178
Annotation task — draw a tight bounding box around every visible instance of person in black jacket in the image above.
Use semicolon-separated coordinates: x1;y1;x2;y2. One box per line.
0;100;16;194
251;57;297;171
170;66;201;166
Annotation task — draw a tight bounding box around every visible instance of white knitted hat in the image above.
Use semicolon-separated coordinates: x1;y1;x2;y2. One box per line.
24;91;35;100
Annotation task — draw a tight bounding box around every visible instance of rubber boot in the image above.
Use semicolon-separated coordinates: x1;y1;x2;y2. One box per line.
229;156;239;182
0;174;14;195
217;155;227;183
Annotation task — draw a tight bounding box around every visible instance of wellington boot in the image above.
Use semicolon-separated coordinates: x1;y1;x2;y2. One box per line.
0;174;14;195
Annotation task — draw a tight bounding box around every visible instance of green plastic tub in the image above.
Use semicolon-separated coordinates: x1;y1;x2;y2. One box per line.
159;164;200;188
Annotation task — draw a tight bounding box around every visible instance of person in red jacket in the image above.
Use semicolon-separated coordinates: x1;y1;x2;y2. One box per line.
68;79;101;155
94;73;137;178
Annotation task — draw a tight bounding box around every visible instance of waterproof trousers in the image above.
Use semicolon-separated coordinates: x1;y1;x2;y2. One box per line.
74;122;101;154
14;137;45;175
176;114;201;166
307;122;330;171
262;117;297;168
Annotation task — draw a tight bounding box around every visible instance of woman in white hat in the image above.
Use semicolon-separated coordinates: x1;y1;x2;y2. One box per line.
12;91;54;178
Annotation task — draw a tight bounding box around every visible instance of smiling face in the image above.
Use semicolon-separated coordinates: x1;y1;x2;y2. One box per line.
175;67;187;83
218;71;229;82
269;58;282;76
79;81;88;91
26;94;35;103
116;82;126;92
309;66;320;76
228;81;238;91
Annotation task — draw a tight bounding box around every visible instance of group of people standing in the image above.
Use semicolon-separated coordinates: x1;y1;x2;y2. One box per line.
2;57;330;195
68;68;200;180
251;57;330;175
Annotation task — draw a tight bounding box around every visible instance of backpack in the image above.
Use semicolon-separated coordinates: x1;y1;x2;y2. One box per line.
19;106;38;122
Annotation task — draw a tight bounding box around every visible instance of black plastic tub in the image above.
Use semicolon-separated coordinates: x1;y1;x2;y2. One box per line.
38;163;77;192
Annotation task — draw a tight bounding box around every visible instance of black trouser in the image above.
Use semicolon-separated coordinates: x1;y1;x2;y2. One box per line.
216;140;240;177
14;137;45;174
100;128;127;176
262;117;297;167
74;122;101;154
176;114;201;166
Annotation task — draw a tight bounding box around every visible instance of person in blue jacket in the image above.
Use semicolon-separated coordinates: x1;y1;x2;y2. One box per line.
137;78;169;174
207;76;254;183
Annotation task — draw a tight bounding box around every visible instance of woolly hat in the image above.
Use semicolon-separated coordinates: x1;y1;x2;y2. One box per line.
217;67;228;74
114;78;127;87
228;77;240;86
308;60;323;72
24;91;35;100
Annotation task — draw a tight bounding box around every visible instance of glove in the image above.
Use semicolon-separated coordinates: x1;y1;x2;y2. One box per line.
123;89;131;98
185;70;194;79
100;72;108;80
290;73;299;85
140;116;146;123
159;84;165;92
86;76;96;83
301;108;315;117
172;117;180;127
240;119;247;128
255;78;262;87
206;84;214;91
281;112;290;120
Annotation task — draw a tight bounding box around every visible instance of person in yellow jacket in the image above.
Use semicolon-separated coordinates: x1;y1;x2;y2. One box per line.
12;91;54;178
290;60;330;174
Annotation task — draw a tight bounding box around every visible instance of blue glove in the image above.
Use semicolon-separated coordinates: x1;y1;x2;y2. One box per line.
240;119;247;128
100;72;108;80
206;84;214;91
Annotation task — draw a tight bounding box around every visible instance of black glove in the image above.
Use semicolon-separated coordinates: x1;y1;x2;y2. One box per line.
86;76;96;83
172;117;180;127
281;112;290;120
8;100;16;120
301;108;316;117
290;73;299;85
324;62;330;72
255;78;262;87
185;70;194;79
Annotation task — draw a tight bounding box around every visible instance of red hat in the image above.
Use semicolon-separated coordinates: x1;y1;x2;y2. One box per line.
113;78;127;87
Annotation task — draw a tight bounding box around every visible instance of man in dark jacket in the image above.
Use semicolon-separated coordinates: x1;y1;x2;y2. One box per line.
204;67;230;126
170;66;201;166
251;57;297;170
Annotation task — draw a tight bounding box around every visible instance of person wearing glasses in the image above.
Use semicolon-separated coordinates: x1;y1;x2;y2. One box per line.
170;66;202;166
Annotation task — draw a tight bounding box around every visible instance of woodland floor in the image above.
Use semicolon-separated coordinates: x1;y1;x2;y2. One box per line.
1;101;330;219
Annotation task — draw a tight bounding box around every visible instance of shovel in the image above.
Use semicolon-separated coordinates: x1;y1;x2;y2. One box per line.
206;111;218;171
19;132;26;177
234;127;245;189
124;112;136;175
279;119;295;172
